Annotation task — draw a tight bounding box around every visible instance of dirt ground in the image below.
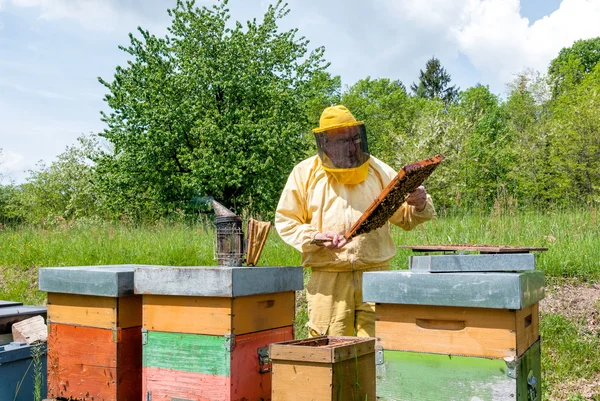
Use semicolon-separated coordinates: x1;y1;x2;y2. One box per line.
541;281;600;335
540;281;600;401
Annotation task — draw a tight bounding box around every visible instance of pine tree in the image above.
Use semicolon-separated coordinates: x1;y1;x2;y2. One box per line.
411;57;459;104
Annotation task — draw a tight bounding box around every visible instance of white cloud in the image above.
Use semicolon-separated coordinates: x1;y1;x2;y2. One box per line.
380;0;600;89
7;0;173;33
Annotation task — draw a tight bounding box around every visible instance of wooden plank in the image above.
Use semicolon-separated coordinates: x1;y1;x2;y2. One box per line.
376;304;517;358
142;294;232;335
47;293;117;329
11;315;47;344
47;323;142;401
332;338;375;363
270;343;333;363
230;326;293;401
48;323;117;368
143;330;230;376
47;323;118;400
398;244;548;253
143;366;230;401
232;291;295;335
332;353;376;401
117;295;142;328
376;349;516;401
117;325;143;401
515;303;539;357
271;361;333;401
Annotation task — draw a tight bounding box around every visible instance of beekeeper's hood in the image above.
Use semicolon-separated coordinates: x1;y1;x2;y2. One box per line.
312;105;370;185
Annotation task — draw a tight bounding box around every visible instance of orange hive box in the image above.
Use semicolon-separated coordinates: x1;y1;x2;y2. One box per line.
39;265;145;401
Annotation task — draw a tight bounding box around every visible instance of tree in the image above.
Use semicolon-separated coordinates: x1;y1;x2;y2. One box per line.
97;0;336;219
454;85;512;207
411;57;459;104
15;136;99;224
545;63;600;204
548;37;600;97
341;77;410;168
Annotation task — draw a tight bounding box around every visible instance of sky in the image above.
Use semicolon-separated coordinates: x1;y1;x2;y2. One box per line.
1;0;599;183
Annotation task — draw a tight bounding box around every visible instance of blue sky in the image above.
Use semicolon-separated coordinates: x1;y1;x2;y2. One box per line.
1;0;598;183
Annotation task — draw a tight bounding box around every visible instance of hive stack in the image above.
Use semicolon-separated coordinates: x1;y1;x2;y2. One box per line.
363;253;545;401
39;265;146;401
134;265;303;401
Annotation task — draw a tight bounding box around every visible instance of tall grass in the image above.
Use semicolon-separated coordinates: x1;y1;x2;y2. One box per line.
1;209;598;303
0;209;598;400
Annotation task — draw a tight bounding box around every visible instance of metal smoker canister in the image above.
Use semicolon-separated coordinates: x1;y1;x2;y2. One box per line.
215;215;245;266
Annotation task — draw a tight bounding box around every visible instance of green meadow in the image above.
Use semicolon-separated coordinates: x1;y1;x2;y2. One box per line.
1;209;598;400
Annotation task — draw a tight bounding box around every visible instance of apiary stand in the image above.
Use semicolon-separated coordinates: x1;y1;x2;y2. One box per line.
363;253;545;401
134;265;303;401
39;265;147;401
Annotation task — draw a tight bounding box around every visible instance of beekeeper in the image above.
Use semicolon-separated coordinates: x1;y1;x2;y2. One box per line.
275;105;435;338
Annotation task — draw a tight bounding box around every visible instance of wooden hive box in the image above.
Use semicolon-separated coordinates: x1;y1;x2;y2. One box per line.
363;254;545;401
134;265;304;401
269;336;376;401
39;265;147;401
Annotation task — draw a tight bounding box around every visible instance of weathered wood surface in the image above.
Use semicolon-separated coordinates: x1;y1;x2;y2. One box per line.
270;336;375;363
232;292;295;335
143;366;230;401
47;293;141;329
143;295;231;335
376;303;539;358
142;291;295;335
230;326;293;401
11;315;47;344
143;327;293;401
271;336;376;401
376;342;541;401
143;330;230;376
47;323;141;401
272;361;333;401
398;244;548;253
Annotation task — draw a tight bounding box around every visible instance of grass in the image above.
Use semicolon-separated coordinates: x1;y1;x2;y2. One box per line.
0;208;599;400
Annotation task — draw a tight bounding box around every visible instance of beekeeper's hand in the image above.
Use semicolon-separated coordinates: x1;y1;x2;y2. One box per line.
407;186;427;212
314;231;348;249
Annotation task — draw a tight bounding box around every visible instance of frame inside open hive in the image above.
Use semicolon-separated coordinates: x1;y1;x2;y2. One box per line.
344;154;445;240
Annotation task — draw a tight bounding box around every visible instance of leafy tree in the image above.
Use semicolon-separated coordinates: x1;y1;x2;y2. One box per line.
15;136;99;224
96;0;336;219
454;85;512;207
545;63;600;204
411;57;459;104
341;77;411;168
548;37;600;97
503;70;552;206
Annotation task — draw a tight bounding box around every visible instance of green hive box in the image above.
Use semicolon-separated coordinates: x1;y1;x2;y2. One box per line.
363;254;544;401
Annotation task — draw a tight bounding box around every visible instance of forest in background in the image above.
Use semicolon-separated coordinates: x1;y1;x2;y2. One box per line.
0;0;599;224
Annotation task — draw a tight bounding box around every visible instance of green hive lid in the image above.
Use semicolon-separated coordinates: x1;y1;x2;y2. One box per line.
363;270;544;309
134;266;304;297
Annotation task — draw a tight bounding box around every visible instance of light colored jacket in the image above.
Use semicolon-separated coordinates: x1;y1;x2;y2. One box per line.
275;155;435;272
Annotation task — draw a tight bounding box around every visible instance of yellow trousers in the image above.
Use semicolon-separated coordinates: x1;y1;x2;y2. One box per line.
305;267;389;338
